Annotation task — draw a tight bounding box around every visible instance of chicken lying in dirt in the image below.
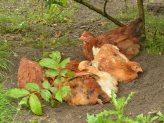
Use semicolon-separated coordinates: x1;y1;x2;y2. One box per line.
17;57;44;88
92;44;143;83
63;74;111;105
62;60;118;106
81;18;143;60
78;61;118;96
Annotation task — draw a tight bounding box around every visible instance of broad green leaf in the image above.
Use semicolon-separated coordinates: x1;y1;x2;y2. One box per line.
66;70;74;78
42;80;51;89
60;69;74;78
40;90;51;102
54;77;66;84
19;97;28;107
45;69;59;77
39;58;58;69
8;88;29;98
60;69;68;76
60;58;70;68
25;83;40;91
55;90;63;102
50;87;58;94
29;94;42;115
49;51;61;63
55;86;70;102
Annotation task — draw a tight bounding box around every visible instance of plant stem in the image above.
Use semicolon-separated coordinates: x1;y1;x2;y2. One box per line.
41;0;45;54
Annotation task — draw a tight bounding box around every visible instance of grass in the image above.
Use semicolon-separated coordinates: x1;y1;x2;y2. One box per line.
0;42;19;123
0;0;78;49
55;34;79;48
115;7;164;55
0;85;16;123
0;41;11;81
0;41;16;123
0;13;28;34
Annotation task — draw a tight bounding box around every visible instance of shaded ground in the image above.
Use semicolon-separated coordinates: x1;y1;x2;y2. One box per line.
1;0;164;123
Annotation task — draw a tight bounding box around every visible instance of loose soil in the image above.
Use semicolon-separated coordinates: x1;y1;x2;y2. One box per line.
1;0;164;123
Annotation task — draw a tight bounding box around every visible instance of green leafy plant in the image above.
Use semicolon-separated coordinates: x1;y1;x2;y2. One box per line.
8;51;73;115
87;91;164;123
44;0;77;23
87;91;135;123
39;51;74;103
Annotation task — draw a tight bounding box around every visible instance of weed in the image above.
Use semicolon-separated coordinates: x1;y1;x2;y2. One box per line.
8;51;74;115
87;91;164;123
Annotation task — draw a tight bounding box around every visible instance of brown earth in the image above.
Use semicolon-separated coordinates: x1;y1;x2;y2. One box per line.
1;0;164;123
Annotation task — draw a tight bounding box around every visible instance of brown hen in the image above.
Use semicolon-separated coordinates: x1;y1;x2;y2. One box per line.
17;57;44;88
80;18;143;60
92;44;143;83
63;74;110;106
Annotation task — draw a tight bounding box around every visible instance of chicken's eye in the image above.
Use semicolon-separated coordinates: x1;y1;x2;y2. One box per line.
113;53;118;56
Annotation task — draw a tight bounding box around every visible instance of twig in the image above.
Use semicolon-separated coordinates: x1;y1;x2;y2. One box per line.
103;0;108;15
74;0;124;27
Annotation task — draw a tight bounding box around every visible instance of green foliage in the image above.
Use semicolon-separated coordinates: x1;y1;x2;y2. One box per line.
156;111;164;122
87;91;135;123
0;41;11;81
44;0;77;23
8;89;30;98
8;51;73;115
144;12;164;55
46;0;68;7
0;0;78;51
29;94;42;115
0;14;28;33
39;51;74;83
0;85;16;123
25;83;40;91
39;51;72;102
55;86;70;102
0;0;77;34
87;91;164;123
144;31;164;55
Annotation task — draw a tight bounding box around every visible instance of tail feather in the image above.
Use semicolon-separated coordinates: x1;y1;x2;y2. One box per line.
125;18;143;36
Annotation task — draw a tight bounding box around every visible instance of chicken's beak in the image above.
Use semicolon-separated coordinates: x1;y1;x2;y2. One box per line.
138;67;143;72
